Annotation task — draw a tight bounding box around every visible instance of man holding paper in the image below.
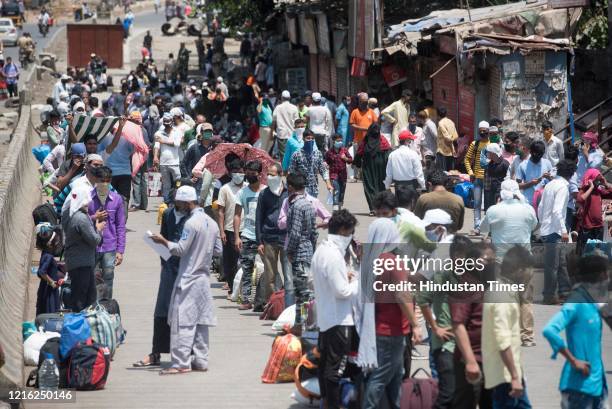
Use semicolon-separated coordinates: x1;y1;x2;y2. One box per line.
150;186;222;375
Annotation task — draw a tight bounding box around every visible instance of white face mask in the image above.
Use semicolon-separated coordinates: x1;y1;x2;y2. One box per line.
329;234;352;251
96;182;110;203
425;226;447;242
295;127;305;142
232;172;245;185
266;175;283;195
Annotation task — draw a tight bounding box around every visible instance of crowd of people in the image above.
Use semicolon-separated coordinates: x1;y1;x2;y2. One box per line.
27;22;611;409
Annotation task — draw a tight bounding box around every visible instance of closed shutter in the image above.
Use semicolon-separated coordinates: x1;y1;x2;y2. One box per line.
318;55;331;94
309;54;318;91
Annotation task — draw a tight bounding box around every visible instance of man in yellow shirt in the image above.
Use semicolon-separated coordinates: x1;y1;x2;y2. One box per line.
436;107;458;171
482;245;533;408
381;89;412;147
464;121;490;233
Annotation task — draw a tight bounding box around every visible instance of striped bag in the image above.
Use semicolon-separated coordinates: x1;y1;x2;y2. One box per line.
82;305;117;358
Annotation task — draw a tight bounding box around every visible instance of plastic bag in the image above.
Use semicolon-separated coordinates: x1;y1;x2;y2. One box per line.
59;313;91;360
261;333;302;383
23;330;60;366
272;305;296;332
22;321;36;341
32;144;51;164
230;268;244;302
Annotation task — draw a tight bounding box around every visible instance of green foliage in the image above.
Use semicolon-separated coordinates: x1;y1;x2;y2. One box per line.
203;0;275;31
575;0;608;50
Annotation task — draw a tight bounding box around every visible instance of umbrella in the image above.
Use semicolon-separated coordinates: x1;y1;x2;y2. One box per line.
204;143;276;182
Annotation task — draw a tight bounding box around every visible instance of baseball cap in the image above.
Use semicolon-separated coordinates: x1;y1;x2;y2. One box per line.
71;143;86;156
398;130;416;141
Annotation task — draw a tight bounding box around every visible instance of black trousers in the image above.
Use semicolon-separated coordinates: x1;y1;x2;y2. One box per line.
402;333;413;380
314;133;327;154
152;316;171;355
318;325;354;409
112;175;133;205
453;358;492;409
433;349;456;409
223;230;240;291
436;153;455;172
68;266;97;312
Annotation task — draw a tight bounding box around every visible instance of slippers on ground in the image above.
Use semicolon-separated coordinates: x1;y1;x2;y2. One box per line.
133;354;161;368
159;368;191;376
192;367;208;372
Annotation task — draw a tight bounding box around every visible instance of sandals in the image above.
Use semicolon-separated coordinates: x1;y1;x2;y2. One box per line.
132;353;161;368
159;367;192;376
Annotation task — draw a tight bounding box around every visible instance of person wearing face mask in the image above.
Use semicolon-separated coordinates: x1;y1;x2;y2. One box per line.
384;129;425;197
543;253;610;409
153;112;181;204
381;89;412;147
253;163;290;311
435;107;458;171
350;92;378;148
324;134;353;211
576;169;612;254
464;121;490;234
57;153;104;216
181;122;215;192
256;96;274;153
482;143;510;211
355;124;392;216
217;159;246;297
234;160;267;311
506;135;533;181
311;209;359;408
272;90;299;160
288;130;332;198
516;140;553;207
407;113;424;160
46;110;64;148
282;118;312;171
306;92;333;153
87;166;126;300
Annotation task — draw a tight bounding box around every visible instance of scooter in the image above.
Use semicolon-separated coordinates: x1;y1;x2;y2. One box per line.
38;23;49;37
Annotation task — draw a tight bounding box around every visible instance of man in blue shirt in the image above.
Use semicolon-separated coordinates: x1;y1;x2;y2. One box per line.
335;96;350;146
543;253;609;409
98;118;133;205
516;140;553;207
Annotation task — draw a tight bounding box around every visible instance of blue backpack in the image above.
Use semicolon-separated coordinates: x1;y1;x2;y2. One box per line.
59;313;91;360
453;181;474;208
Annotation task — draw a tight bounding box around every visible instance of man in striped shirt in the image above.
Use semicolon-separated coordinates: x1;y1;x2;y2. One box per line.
464;121;490;233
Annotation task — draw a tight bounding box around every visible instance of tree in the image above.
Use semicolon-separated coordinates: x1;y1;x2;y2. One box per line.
204;0;276;31
575;0;608;49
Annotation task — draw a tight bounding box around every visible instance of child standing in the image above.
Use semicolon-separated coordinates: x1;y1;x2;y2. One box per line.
35;223;64;316
324;133;353;210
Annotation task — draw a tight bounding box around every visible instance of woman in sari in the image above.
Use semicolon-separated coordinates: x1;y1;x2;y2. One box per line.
355;123;391;215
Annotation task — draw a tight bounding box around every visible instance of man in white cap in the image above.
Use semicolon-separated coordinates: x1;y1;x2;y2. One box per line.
482;143;510;211
480;179;537;347
306;92;333;153
272;90;299;159
151;185;221;375
216;76;229;98
154;112;182;204
52;74;71;103
464;120;490;234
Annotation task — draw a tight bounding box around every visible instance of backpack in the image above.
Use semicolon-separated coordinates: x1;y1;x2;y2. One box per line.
59;313;91;360
26;337;68;388
35;312;70;333
82;305;118;357
66;339;111;390
261;333;302;383
400;368;439;409
32;202;59;226
260;289;285;321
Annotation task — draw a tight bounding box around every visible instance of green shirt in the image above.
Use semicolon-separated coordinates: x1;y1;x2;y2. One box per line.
416;270;456;353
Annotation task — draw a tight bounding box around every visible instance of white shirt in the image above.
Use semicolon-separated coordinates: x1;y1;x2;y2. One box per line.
384;145;425;190
421;119;438;158
544;136;565;167
154;127;182;166
272;101;299;140
312;237;359;332
307;105;332;136
217;181;246;232
409;126;424;160
538;176;569;236
43;144;65;173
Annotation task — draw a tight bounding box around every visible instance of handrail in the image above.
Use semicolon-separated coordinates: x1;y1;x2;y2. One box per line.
555;96;612;136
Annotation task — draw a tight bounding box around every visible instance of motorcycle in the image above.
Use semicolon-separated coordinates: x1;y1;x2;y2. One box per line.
19;47;35;70
38;23;49;37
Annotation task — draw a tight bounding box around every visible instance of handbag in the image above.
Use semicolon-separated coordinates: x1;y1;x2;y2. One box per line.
400;368;439;409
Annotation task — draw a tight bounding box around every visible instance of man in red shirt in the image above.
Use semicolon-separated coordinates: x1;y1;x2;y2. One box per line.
363;215;420;409
324;133;353;211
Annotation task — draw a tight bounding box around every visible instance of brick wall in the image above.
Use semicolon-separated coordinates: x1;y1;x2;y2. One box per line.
433;59;458;125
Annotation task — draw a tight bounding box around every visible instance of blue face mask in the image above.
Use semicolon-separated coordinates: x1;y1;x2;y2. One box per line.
409;124;417;133
334;141;343;149
304;140;315;154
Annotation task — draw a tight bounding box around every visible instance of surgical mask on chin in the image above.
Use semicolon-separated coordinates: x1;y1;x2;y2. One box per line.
266;175;282;195
329;234;352;250
295;128;305;141
232;172;245;185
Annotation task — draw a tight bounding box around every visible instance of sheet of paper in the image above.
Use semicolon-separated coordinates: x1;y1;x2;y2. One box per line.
143;230;171;261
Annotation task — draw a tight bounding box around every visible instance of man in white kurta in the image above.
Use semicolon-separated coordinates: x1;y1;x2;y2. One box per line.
152;186;222;374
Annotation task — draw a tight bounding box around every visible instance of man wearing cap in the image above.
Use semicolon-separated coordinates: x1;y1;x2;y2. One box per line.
384;129;425;194
483;143;510;211
272;90;299;159
154;112;181;204
306;92;333;153
382;89;412;147
151;186;222;375
464;121;491;233
54;142;87;192
56;152;104;216
216;76;229;98
181;122;215;194
53;74;72;104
